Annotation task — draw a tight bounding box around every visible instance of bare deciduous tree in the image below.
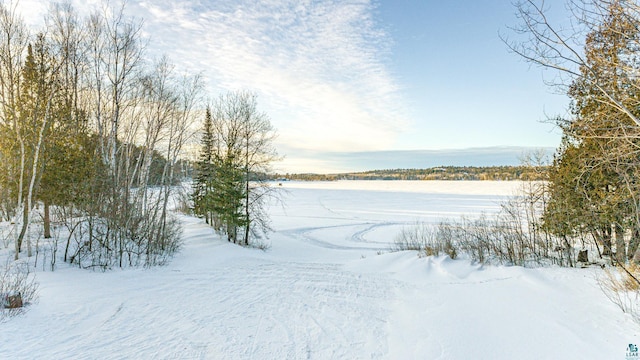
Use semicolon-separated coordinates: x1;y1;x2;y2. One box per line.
504;0;640;127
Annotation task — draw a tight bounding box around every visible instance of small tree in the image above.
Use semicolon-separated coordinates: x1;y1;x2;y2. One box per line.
238;93;279;245
192;91;279;246
192;107;215;225
12;33;66;259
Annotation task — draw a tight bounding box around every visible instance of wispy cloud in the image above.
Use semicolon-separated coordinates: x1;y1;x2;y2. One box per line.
132;0;406;153
15;0;406;164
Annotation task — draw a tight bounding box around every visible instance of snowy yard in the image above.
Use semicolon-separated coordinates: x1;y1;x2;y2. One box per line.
1;180;638;359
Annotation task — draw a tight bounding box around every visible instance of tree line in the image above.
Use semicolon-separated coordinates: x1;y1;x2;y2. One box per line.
279;165;549;181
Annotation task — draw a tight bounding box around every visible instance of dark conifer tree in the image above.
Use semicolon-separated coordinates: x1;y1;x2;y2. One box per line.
192;107;215;225
542;1;640;262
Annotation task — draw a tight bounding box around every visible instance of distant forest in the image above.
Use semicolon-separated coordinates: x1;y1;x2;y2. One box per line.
277;166;548;181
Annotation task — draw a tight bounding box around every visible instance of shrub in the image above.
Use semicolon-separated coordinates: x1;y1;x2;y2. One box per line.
392;194;577;267
598;264;640;323
0;259;38;320
393;222;457;259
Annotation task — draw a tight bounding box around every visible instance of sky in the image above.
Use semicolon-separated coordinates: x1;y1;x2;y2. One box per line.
16;0;569;173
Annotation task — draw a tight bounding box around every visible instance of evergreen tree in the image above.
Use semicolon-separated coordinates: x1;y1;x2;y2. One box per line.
543;1;640;262
192;107;215;225
13;34;62;257
211;154;246;243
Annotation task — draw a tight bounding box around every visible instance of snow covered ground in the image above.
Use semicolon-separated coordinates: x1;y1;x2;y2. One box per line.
1;180;639;359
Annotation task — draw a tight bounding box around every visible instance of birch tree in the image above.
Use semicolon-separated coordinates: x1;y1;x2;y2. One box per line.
238;92;279;245
0;1;27;255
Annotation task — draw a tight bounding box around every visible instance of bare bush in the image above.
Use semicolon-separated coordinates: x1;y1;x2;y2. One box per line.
0;259;38;320
249;237;271;252
1;223;13;249
393;222;457;259
174;184;193;215
598;264;640;323
61;203;183;270
392;191;579;267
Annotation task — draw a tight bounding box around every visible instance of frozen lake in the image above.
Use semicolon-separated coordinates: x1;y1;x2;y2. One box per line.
269;180;522;257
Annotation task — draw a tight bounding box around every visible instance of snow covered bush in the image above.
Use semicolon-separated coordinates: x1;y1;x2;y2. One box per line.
62;205;183;269
0;259;38;320
174;185;194;215
0;223;12;250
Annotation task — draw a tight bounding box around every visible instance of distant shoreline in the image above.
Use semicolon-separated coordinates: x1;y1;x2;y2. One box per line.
275;165;548;182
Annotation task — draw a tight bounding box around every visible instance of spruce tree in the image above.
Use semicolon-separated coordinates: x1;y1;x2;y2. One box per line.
14;35;59;256
192;107;215;225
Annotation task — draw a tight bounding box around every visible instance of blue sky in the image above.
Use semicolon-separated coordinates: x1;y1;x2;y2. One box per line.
19;0;569;173
378;1;567;150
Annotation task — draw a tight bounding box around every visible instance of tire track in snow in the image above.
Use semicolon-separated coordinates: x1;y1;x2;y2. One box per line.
283;221;410;252
350;221;408;244
282;223;385;251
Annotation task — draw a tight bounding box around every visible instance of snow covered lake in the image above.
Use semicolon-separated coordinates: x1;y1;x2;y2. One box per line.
270;180;515;258
1;180;638;359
